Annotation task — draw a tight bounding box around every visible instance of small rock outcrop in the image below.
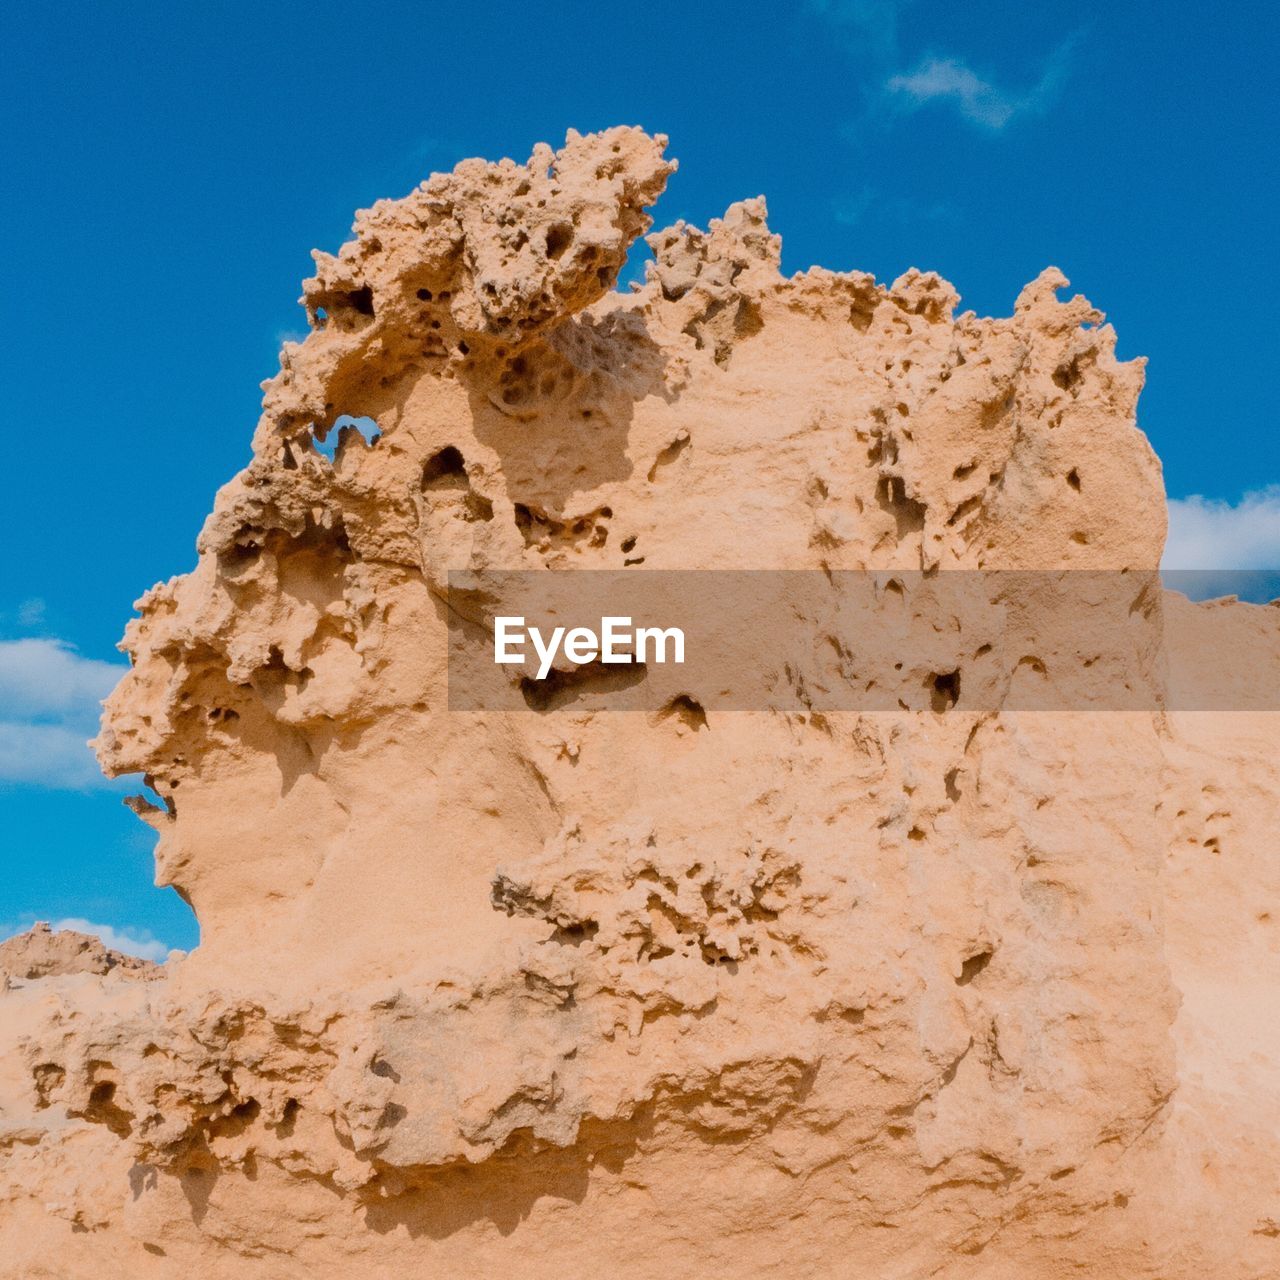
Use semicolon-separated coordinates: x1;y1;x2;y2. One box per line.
0;924;157;982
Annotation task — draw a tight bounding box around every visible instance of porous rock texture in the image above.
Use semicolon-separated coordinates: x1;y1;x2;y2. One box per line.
1;128;1277;1278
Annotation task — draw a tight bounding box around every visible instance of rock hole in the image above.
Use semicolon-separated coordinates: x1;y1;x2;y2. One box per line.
312;416;378;462
466;493;495;522
226;531;262;564
1066;468;1081;491
947;494;983;527
346;286;374;317
275;1098;300;1138
647;431;690;482
86;1080;134;1138
657;694;708;732
309;427;338;462
930;670;961;713
875;475;926;537
339;415;379;445
957;949;992;986
1053;355;1082;391
552;920;600;945
545;223;573;259
421;445;468;490
519;661;647;712
513;503;534;541
32;1063;64;1108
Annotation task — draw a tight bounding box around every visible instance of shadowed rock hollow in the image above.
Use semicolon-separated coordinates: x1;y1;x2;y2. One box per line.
1;127;1277;1279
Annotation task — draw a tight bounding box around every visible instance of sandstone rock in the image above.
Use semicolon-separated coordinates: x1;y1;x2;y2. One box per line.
1;128;1276;1279
0;923;157;982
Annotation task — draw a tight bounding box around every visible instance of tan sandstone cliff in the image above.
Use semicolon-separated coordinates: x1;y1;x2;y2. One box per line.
0;127;1277;1279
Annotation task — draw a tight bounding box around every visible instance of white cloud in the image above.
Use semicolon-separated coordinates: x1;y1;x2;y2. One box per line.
887;46;1073;129
0;918;175;964
888;58;1016;128
1164;487;1280;570
0;637;126;789
0;722;112;789
0;638;122;718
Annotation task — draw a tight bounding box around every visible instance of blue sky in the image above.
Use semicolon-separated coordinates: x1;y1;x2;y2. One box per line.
1;1;1277;954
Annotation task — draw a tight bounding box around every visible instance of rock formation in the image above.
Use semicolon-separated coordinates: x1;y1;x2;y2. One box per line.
0;923;158;983
1;127;1277;1278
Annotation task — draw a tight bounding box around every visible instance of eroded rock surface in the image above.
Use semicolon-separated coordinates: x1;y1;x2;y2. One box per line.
1;127;1277;1279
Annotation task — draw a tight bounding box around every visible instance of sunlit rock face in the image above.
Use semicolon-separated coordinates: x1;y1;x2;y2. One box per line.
0;128;1276;1280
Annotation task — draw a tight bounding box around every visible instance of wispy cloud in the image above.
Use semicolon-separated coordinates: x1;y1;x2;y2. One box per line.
16;598;46;627
809;0;913;61
0;597;49;631
888;58;1017;128
887;45;1074;129
1164;487;1280;570
0;917;175;963
0;637;125;789
811;1;1078;133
